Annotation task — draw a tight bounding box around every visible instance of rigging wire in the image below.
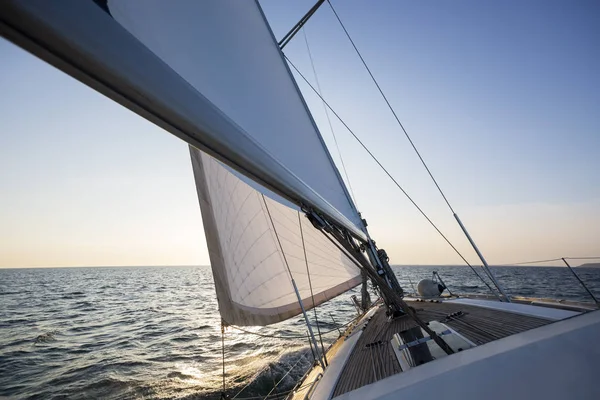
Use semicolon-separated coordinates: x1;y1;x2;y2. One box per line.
298;210;328;366
465;266;496;295
500;257;564;266
302;27;358;207
326;0;455;214
235;381;317;400
305;330;317;361
232;374;316;400
260;194;325;369
499;256;600;266
315;226;455;355
284;54;500;300
262;353;309;400
233;356;316;399
228;318;355;339
325;1;509;298
268;364;280;400
231;374;257;400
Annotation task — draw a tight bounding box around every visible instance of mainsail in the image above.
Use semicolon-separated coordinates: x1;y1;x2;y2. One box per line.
0;0;367;325
0;0;365;239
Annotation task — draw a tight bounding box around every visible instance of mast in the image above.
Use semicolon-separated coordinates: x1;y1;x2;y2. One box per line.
2;0;423;335
278;0;326;50
272;0;408;310
306;210;455;355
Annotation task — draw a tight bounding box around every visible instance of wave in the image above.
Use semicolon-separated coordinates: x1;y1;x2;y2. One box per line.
4;265;599;399
34;330;58;344
221;347;314;399
167;371;197;380
170;334;198;343
61;291;86;299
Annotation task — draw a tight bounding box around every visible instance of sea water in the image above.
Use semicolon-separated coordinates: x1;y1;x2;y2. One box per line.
1;265;599;399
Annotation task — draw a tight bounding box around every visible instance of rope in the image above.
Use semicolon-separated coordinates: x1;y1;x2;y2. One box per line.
228;319;354;339
298;211;328;365
327;0;455;214
302;28;358;207
284;55;499;300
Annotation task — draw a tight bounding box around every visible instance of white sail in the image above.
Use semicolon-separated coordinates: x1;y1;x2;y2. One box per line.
0;0;368;325
107;0;365;325
191;148;362;326
0;0;365;239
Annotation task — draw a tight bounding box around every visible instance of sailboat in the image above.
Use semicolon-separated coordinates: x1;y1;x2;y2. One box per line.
2;1;599;399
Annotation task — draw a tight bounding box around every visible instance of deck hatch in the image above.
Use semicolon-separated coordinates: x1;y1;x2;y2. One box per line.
391;320;475;371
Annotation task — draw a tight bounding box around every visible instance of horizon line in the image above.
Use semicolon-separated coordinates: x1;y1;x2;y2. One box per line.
0;263;583;270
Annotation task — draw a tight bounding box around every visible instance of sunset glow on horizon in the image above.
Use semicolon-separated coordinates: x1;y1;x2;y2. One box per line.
1;0;598;268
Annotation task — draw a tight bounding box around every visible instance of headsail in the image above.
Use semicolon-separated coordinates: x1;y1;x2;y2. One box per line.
0;0;365;239
191;149;361;325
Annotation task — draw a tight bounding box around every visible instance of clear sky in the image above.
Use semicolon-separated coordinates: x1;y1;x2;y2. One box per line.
1;0;598;268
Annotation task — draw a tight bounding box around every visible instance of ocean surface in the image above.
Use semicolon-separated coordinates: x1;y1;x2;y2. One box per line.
1;265;599;399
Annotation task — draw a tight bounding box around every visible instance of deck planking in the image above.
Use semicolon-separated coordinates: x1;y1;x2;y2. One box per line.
330;300;553;397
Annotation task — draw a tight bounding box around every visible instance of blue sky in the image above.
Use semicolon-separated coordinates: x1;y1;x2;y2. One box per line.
1;0;598;267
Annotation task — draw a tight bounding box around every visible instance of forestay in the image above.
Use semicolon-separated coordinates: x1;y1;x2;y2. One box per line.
191;149;362;326
0;0;365;238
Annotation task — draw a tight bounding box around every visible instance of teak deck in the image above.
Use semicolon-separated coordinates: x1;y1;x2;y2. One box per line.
332;300;552;397
291;299;554;399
